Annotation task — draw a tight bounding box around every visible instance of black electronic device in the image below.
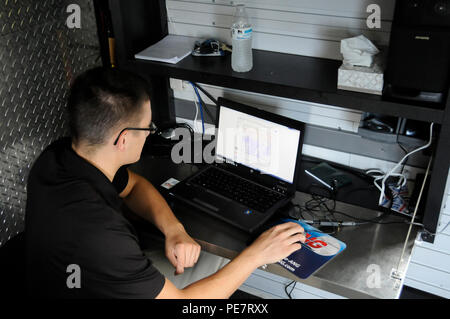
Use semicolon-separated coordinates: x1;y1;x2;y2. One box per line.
192;39;224;57
169;98;305;233
384;0;450;106
305;162;352;191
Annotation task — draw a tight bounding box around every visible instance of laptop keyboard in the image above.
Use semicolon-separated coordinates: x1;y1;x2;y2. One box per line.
189;167;285;212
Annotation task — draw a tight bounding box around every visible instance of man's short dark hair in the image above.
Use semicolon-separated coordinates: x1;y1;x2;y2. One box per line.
67;67;150;146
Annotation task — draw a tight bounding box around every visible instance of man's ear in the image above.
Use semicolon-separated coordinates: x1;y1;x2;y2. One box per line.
115;130;128;151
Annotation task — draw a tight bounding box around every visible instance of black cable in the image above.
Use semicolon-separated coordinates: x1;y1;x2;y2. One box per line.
175;122;194;135
155;122;195;141
191;82;219;106
396;137;409;175
300;184;412;227
301;191;339;234
196;92;215;125
284;280;297;299
166;122;194;138
292;203;313;221
331;210;413;225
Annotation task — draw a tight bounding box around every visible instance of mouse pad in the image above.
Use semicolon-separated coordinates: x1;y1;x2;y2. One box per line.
274;218;347;279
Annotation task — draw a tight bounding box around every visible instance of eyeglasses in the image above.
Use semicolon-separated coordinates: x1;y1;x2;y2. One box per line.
113;122;158;145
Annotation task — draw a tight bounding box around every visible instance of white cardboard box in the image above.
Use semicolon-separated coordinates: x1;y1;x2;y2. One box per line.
337;59;384;95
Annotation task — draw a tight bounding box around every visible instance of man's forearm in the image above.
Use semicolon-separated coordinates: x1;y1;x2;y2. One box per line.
123;174;182;236
124;173;201;274
181;249;257;299
155;219;305;299
156;247;260;299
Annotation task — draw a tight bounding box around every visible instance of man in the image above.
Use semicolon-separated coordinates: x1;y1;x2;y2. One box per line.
25;67;305;298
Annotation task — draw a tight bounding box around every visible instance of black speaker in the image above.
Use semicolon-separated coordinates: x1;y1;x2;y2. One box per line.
384;0;450;106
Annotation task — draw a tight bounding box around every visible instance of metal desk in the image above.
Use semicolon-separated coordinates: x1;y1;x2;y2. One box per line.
129;156;418;299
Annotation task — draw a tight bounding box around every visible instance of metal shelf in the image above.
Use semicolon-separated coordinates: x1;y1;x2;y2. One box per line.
129;49;446;124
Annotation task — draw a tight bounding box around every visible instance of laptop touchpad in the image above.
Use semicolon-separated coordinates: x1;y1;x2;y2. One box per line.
193;197;220;212
192;188;233;211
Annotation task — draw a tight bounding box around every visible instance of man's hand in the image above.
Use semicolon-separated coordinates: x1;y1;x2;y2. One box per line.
164;223;201;275
244;222;306;267
119;170;201;274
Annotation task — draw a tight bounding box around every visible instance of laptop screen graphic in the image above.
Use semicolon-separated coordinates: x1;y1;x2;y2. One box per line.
216;105;301;184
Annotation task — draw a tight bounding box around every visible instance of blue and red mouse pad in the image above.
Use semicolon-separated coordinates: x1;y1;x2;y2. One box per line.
275;218;347;279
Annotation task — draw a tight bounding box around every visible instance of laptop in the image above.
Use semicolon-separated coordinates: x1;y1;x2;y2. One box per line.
169;98;305;233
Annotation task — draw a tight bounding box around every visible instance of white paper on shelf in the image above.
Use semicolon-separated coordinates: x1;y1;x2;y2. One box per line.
134;35;198;64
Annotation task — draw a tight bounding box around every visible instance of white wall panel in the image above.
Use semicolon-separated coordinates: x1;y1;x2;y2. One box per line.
403;277;450;299
167;8;390;43
172;81;362;132
170;0;395;20
408;246;450;273
240;268;346;299
443;195;450;215
167;0;392;59
168;22;343;59
438;213;450;237
416;233;450;256
405;262;450;295
168;1;391;30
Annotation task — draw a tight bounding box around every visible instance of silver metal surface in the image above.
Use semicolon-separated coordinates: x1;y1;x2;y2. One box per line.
200;192;416;299
272;192;416;299
131;157;418;299
0;0;101;247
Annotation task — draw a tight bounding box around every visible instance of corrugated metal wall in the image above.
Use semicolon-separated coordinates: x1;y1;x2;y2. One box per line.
0;0;101;247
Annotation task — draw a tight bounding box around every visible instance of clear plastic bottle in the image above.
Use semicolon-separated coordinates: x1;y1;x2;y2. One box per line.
231;4;253;72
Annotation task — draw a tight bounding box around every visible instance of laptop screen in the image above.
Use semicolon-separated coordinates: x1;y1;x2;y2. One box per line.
216;105;301;184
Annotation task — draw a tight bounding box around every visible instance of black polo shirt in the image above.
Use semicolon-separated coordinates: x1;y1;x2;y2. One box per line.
25;137;165;298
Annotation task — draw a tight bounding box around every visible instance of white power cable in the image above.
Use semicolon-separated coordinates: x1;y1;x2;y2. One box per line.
377;122;434;206
192;88;200;133
366;169;406;195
